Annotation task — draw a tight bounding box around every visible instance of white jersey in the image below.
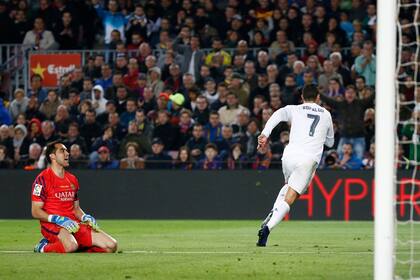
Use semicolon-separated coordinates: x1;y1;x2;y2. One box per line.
261;103;334;164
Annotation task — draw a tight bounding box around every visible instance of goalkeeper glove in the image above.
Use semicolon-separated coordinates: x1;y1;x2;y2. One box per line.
81;214;99;231
48;215;80;233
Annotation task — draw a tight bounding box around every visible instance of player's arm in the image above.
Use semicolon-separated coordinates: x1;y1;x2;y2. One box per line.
74;201;100;231
324;115;335;148
258;107;291;150
31;201;80;233
31;201;50;222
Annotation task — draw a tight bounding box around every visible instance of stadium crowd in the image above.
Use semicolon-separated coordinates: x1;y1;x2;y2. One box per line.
0;0;415;170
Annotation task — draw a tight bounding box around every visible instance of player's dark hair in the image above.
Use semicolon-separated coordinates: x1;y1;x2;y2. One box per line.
302;85;319;101
45;140;62;164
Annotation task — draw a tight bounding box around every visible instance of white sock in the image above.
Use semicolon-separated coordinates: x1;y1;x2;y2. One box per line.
266;200;290;231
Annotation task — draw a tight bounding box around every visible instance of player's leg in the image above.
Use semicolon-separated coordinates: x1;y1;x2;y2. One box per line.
74;224;117;253
90;230;118;253
42;229;78;253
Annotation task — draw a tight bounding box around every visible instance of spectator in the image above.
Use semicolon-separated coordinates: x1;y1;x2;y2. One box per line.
39;89;61;120
147;67;164;97
35;120;58;147
252;146;272;170
120;142;145;169
91;125;119;157
54;11;80;50
69;144;88;169
9;88;28;121
54;105;71;138
92;0;127;46
134;109;153;140
202;78;219;105
193;95;210;125
205;37;232;66
325;78;345;99
25;96;46;121
362;143;375;169
0;145;13;169
218;92;248;126
21;143;43;170
227;143;249;170
80;78;94;101
174;35;204;81
244;119;260;157
22;17;58;50
318;60;344;93
216;125;236;160
95;64;114;91
62;122;87;155
0;125;13;159
330;52;352;86
27;118;42;143
354;40;376;86
89;145;119;169
0;99;11;126
196;143;222;170
186;123;207;160
80;109;102;151
281;74;300;106
153;110;176;150
173;146;193;170
119;120;151;158
321;85;374;159
120;99;137;128
210;83;228;112
145;138;172;169
337;143;363;170
91;85;108;115
13;124;30;163
204;111;223;143
174;109;194;149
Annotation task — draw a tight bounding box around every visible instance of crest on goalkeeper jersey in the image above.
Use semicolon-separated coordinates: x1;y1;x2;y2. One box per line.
33;184;43;196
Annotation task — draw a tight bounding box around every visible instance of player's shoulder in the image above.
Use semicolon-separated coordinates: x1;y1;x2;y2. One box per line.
64;170;78;181
33;168;52;187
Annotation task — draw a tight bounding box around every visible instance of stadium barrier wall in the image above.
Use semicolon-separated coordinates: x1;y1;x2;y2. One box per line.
1;170;418;220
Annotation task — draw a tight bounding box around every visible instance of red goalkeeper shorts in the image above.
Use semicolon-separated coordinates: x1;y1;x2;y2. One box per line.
41;223;93;248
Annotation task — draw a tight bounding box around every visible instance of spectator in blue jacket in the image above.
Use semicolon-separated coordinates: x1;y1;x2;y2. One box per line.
89;145;119;169
0;99;12;126
338;143;363;170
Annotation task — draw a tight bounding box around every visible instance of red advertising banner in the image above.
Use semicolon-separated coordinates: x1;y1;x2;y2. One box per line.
29;53;81;87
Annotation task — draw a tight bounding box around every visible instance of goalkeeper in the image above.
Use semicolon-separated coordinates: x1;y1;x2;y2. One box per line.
31;141;117;253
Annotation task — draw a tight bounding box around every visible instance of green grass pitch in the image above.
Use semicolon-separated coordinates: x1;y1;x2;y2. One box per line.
0;220;418;280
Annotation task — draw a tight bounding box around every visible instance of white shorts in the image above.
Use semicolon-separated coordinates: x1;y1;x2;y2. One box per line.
282;156;318;195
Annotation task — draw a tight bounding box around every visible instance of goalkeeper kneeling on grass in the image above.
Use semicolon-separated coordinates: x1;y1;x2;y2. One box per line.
31;140;117;253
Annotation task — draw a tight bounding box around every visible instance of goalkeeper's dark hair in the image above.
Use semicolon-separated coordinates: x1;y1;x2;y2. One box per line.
45;140;62;164
302;85;319;101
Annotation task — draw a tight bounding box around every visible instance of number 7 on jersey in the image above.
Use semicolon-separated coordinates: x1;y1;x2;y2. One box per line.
307;114;320;137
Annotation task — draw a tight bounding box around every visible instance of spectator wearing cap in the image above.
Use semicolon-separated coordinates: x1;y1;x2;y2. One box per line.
204;111;223;143
39;89;61;120
205;37;232;66
145;138;173;169
157;92;170;112
0;99;11;126
186;123;207;161
168;93;185;126
89;145;119;169
196;143;222;170
13;124;30;163
120;142;145;169
202;78;219;105
153;110;176;150
218;92;248;126
22;17;58;50
330;52;352;86
9;89;28;121
147;67;164;98
192;95;210;125
173;146;193;170
164;64;183;92
120;99;137;128
35;120;58;148
92;0;127;45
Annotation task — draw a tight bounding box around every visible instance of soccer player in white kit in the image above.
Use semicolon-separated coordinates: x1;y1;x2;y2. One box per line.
256;85;334;246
